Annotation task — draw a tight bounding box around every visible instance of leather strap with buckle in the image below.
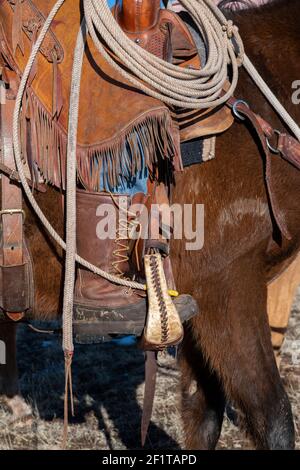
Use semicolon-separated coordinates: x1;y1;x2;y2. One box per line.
227;97;300;241
0;83;28;320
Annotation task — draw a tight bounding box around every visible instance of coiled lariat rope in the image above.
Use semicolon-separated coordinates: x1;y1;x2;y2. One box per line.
11;1;300;430
84;0;244;108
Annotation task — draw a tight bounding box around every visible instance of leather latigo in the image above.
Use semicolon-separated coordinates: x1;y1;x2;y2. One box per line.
256;115;300;170
278;134;300;169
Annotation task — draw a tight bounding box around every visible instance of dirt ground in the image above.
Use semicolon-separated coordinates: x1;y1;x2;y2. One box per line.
0;288;299;450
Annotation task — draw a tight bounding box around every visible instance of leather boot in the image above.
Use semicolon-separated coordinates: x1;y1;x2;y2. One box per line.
74;190;147;342
73;190;199;344
75;190;143;308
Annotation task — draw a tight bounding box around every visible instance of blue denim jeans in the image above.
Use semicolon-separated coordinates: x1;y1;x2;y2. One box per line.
98;136;148;196
102;166;149;196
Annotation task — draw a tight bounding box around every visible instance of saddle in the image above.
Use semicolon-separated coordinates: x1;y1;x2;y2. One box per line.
0;0;233;190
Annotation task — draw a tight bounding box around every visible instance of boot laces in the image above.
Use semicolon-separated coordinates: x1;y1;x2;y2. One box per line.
109;193;141;278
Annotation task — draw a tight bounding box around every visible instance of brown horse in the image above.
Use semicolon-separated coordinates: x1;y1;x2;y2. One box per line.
172;0;300;449
0;0;299;449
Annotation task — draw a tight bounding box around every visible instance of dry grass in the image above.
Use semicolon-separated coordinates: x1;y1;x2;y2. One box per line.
0;288;299;450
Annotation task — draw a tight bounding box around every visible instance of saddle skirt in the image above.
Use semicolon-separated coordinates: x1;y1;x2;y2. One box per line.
0;0;233;190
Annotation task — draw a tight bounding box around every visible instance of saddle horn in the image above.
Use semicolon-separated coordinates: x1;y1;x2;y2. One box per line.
117;0;161;32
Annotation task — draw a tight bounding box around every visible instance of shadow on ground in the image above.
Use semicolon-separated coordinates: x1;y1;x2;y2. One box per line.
14;328;180;450
0;287;299;450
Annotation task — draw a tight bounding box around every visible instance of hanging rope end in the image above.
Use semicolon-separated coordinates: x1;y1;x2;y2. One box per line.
62;349;75;449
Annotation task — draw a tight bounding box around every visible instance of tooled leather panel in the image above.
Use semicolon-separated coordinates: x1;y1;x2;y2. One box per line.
114;5;172;61
114;7;198;63
143;24;172;60
125;27;171;60
7;0;64;63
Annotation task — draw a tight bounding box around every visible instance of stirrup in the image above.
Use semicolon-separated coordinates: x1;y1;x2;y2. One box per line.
143;252;184;350
73;293;198;345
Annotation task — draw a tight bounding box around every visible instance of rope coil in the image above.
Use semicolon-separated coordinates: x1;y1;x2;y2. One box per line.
84;0;244;108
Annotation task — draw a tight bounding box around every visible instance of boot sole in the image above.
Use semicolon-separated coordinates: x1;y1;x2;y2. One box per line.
73;294;199;344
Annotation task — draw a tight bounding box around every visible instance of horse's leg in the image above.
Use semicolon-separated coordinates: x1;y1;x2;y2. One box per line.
0;323;32;421
189;254;295;449
179;332;226;450
267;255;300;366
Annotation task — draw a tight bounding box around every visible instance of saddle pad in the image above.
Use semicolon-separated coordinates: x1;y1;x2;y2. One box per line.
181;136;216;168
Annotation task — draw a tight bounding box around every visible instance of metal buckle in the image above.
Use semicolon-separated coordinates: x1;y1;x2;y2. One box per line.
0;209;26;222
266;129;281;154
232;99;250;121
